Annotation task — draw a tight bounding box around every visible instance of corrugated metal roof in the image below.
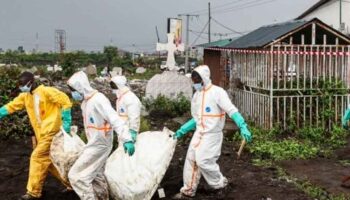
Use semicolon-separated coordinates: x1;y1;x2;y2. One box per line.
196;38;236;48
225;20;308;49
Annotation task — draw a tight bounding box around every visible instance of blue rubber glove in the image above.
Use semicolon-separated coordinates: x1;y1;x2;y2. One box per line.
130;129;137;142
174;118;196;140
123;141;135;156
61;108;72;135
342;108;350;129
0;106;9;120
230;112;252;143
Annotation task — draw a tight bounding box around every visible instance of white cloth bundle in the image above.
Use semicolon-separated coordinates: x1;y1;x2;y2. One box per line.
105;127;177;200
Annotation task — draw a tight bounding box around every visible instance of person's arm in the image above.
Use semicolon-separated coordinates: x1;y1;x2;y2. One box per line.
95;95;135;156
3;93;26;116
45;87;72;134
45;87;72;110
174;118;196;139
0;106;9;119
216;89;252;143
125;96;141;141
95;95;132;143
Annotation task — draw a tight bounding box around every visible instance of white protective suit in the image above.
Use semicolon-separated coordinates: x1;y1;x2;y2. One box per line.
111;75;142;133
67;71;131;200
180;65;238;197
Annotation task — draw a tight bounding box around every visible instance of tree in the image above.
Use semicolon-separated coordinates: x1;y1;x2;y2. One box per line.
61;53;78;77
103;46;119;72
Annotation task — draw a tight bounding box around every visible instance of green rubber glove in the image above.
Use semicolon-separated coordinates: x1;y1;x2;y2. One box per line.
130;129;137;142
342;108;350;129
0;106;9;120
61;108;72;135
123;141;135;156
174;118;196;140
230;112;252;143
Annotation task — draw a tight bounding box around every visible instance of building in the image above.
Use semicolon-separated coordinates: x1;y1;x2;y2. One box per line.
196;38;236;87
204;18;350;129
297;0;350;35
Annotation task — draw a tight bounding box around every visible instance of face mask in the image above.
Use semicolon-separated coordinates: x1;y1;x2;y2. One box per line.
19;81;32;93
71;91;83;101
193;83;203;91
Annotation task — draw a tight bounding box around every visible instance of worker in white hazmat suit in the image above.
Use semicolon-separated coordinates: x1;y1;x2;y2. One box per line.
173;65;252;198
110;75;141;142
67;71;135;200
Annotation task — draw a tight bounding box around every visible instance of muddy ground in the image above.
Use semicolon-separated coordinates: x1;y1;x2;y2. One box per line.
280;137;350;199
0;134;313;200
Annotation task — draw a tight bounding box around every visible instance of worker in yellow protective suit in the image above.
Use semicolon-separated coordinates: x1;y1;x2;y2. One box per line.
0;72;73;200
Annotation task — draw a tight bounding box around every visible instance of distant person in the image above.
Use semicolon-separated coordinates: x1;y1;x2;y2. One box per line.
0;72;73;200
110;75;141;142
67;71;135;200
173;65;252;198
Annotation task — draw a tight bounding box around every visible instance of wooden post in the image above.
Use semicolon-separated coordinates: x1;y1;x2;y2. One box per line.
312;23;316;45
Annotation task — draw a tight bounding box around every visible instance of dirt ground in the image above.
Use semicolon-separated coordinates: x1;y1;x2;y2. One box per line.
0;135;312;200
280;137;350;199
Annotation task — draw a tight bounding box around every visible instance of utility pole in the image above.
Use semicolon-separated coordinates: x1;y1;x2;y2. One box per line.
178;14;199;73
208;2;211;43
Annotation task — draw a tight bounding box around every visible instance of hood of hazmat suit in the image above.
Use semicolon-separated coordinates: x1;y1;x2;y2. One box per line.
111;76;142;133
67;71;131;200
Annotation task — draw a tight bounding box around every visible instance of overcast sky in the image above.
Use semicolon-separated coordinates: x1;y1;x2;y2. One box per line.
0;0;318;53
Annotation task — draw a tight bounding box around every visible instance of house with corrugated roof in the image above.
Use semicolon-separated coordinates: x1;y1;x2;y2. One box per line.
297;0;350;35
203;18;350;129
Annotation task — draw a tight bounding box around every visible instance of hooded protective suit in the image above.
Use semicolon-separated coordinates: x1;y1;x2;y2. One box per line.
67;71;131;200
111;76;141;135
3;85;72;198
180;65;239;197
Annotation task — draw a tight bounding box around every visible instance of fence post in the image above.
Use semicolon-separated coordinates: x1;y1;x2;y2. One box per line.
270;45;274;129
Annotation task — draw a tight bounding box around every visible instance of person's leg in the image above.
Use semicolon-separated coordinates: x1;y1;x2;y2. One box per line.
26;133;55;198
179;135;202;197
68;145;111;200
196;133;227;189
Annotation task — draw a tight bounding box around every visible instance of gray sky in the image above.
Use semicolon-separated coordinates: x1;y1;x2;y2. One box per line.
0;0;318;53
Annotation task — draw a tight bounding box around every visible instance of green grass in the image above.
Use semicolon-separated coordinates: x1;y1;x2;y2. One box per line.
247;125;348;161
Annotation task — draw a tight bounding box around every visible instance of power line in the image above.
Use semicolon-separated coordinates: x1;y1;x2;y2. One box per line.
189;0;277;16
180;0;246;15
190;29;236;36
213;0;278;15
190;21;209;47
211;17;245;35
189;30;208;40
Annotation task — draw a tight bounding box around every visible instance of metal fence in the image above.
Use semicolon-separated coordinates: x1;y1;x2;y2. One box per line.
228;45;350;129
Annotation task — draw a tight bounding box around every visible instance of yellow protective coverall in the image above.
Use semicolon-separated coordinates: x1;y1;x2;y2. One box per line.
5;85;72;198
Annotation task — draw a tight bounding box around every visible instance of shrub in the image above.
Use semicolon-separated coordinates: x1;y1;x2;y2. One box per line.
0;67;33;139
248;125;348;161
143;94;191;118
139;116;151;132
